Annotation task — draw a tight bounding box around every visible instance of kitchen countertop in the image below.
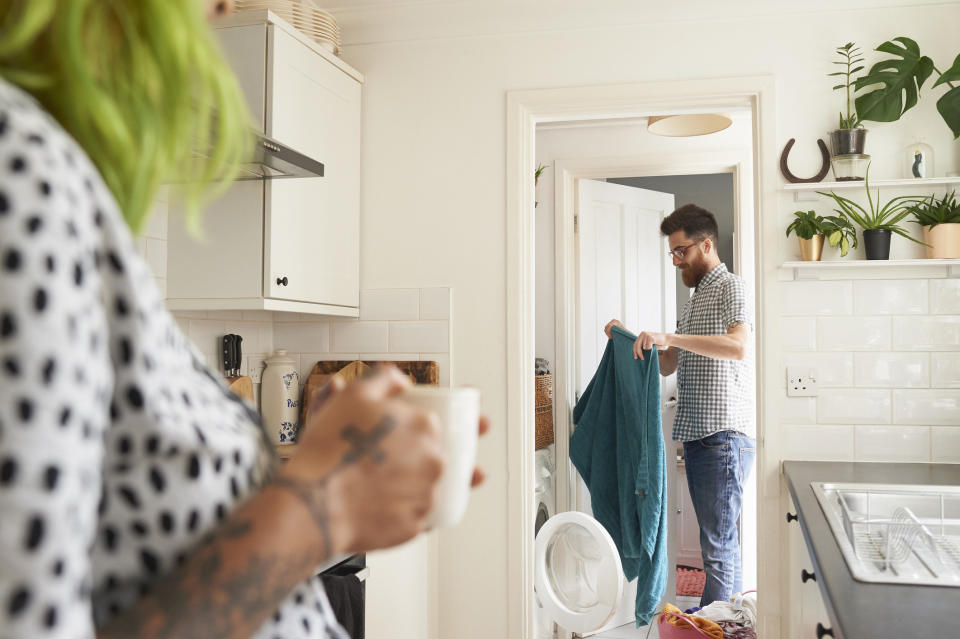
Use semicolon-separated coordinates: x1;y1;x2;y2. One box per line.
783;461;960;639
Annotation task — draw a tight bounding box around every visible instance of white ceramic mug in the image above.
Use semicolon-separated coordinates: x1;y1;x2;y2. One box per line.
402;386;481;528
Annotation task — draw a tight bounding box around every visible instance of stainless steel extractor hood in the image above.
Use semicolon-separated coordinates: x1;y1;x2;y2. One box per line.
234;133;325;180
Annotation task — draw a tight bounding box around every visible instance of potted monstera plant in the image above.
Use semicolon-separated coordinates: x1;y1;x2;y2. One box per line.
855;37;960;139
819;166;929;260
786;210;858;260
911;191;960;258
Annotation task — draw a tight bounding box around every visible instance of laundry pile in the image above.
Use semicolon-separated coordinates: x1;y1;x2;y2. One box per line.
655;591;757;639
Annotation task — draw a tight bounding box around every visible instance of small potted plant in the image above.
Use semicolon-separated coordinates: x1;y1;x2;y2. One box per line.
822;213;858;258
535;162;548;208
786;210;827;261
910;191;960;258
828;43;869;180
818;165;929;260
786;210;858;260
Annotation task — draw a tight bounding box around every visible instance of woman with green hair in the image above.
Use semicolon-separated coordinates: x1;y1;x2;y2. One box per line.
0;2;486;637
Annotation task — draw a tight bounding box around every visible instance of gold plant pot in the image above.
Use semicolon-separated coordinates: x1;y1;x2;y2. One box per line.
923;224;960;259
798;235;825;261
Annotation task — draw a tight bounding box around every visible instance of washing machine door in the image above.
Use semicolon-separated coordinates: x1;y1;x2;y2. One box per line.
534;511;624;634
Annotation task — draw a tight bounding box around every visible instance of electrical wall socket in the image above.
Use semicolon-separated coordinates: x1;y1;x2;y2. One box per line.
248;355;266;383
787;367;818;397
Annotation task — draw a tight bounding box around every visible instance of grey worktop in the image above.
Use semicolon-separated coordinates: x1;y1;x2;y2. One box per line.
782;461;960;639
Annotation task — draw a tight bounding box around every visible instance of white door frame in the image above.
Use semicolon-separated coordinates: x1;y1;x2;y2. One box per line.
553;152;753;517
506;77;779;639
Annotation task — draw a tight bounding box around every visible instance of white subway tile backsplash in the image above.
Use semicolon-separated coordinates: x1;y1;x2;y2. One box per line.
817;389;891;424
931;353;960;388
187;319;227;360
332;321;389;353
780;317;816;351
781;425;854;461
780;396;817;424
360;289;419;321
893;389;960;425
783;352;853;387
224;321;267;355
420;288;451;320
275;321;330;353
930;280;960;314
389;321;449;353
173;311;207;319
421;353;450;387
817;317;891;351
363;353;421;361
854;426;930;462
781;281;852;316
241;310;275;322
931;428;960;463
852;280;927;315
854;353;929;388
142;203;168;239
893;316;960;350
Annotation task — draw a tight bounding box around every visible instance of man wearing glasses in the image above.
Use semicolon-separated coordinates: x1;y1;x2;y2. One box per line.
604;203;755;607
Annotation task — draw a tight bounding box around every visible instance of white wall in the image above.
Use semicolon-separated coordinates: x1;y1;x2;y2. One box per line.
331;3;960;637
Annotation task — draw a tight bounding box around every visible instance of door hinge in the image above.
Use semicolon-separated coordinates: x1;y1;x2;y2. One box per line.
574;215;579;233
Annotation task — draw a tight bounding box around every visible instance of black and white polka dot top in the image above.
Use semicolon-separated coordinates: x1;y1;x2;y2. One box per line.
0;80;344;637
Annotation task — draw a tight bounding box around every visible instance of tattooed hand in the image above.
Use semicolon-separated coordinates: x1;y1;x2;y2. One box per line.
275;367;445;557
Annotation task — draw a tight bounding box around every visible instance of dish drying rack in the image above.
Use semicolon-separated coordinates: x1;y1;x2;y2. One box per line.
837;487;960;579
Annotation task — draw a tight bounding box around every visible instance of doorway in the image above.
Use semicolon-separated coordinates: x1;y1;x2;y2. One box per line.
505;78;777;639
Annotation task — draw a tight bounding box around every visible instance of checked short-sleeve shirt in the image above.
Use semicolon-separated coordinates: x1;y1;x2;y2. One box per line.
673;263;754;442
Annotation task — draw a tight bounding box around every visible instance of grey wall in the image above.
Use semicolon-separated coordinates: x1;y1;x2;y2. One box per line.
608;173;735;320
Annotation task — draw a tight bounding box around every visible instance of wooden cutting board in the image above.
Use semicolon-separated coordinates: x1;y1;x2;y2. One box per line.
299;359;440;426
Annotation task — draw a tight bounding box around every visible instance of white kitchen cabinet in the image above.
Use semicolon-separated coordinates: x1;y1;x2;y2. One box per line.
676;460;703;568
167;12;362;316
786;496;832;639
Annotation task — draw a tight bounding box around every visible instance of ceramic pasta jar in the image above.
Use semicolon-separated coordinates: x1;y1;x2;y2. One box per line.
261;350;300;445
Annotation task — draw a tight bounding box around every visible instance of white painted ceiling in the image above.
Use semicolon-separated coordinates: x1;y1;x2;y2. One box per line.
321;0;958;47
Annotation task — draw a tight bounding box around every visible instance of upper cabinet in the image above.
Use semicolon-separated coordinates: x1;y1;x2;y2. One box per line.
167;12;363;316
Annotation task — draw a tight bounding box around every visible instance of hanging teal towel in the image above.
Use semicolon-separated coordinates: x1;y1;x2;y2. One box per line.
570;325;667;627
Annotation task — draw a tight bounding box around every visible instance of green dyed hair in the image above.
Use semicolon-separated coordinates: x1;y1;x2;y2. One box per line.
0;0;252;234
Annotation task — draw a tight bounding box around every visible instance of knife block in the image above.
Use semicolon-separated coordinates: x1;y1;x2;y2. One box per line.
227;376;254;405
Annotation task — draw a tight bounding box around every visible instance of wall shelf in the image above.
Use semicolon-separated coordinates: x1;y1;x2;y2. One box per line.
779;258;960;280
782;176;960;192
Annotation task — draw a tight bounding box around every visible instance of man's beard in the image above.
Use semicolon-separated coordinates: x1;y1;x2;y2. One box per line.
680;261;708;288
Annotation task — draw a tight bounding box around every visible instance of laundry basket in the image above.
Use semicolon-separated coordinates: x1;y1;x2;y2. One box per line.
534;374;554;450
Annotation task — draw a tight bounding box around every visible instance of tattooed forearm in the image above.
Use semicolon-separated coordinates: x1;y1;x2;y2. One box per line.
271;475;334;557
99;515;317;639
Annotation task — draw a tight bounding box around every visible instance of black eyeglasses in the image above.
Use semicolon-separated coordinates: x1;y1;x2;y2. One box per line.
667;242;699;259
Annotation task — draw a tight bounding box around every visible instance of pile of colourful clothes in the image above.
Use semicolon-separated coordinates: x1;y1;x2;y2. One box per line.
659;592;757;639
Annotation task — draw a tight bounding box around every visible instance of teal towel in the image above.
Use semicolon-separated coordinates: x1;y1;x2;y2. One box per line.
570;325;667;627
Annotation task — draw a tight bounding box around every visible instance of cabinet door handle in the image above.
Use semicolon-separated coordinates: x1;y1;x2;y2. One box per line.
276;276;289;286
816;622;834;638
801;569;816;583
786;512;798;523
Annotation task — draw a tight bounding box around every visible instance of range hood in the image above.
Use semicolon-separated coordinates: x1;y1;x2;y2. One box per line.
234;133;325;179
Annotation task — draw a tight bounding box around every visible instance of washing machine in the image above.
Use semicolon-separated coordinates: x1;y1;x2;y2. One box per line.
532;441;633;637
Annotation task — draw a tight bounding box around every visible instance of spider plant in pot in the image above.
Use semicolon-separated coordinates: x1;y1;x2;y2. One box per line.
910;190;960;258
828;43;867;157
818;165;929;260
786;210;858;260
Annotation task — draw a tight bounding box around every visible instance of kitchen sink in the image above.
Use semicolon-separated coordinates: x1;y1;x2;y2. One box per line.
812;482;960;587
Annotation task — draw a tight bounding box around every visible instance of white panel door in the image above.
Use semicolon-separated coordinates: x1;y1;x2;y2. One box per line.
574;179;677;633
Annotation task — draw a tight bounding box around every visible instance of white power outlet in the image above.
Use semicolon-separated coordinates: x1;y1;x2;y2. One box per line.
248;355;266;383
787;367;818;397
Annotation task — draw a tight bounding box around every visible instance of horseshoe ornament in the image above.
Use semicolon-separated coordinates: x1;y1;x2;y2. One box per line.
780;138;831;183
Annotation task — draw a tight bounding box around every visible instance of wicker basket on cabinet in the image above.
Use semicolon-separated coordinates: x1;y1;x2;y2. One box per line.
534;374;554;450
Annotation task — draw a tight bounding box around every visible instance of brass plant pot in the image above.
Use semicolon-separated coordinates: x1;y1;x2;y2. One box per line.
798;235;825;261
923;224;960;259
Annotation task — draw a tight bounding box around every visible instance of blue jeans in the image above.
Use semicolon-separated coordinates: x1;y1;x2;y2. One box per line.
682;430;755;607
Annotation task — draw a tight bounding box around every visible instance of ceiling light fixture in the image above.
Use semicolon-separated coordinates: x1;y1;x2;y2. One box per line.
647;113;733;137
